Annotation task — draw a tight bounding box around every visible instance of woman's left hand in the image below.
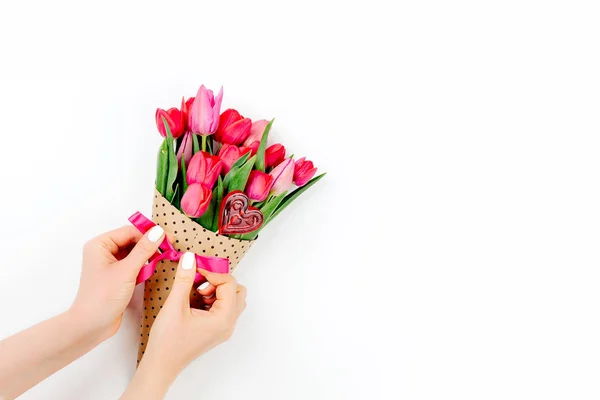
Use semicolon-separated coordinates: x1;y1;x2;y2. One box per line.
70;224;166;339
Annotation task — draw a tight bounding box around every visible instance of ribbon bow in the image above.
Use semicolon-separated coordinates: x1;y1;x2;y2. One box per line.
129;212;229;285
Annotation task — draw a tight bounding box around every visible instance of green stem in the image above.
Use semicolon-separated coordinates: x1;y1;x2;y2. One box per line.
201;135;207;152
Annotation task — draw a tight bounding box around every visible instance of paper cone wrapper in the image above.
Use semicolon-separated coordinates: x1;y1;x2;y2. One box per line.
137;190;256;363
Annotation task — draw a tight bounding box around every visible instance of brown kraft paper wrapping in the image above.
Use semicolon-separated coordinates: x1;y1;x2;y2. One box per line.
138;190;255;363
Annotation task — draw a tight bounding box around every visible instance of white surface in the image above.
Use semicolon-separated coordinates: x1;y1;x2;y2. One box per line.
0;1;599;399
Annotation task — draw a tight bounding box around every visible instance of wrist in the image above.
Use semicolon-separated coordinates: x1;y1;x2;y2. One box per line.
64;307;112;344
122;353;180;400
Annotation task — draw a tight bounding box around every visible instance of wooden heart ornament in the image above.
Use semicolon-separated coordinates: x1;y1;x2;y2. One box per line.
219;191;264;235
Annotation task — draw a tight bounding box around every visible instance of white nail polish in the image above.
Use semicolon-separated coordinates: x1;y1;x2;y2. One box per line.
198;281;210;291
182;252;195;270
148;226;164;242
203;293;215;299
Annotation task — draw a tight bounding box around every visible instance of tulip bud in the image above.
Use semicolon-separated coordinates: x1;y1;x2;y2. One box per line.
187;151;223;189
181;183;212;217
269;158;294;195
176;132;194;167
156;107;185;138
246;170;274;202
189;85;223;135
293;157;318;187
214;109;252;145
243;119;269;147
181;96;195;131
265;143;286;168
218;143;242;174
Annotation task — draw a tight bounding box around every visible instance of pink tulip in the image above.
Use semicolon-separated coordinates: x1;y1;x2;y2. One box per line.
181;183;212;218
156;107;185;138
293;157;317;186
243;119;269;146
265;143;286;168
189;85;223;135
269;158;294;195
187;151;223;189
176;132;194;167
218;143;243;174
214;109;252;145
246;170;274;202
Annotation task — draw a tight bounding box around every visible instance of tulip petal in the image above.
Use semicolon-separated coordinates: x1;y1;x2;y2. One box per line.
181;183;212;218
255;119;274;172
269;157;294;195
210;86;224;133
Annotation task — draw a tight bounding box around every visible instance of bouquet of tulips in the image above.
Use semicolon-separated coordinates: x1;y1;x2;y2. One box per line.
134;84;324;362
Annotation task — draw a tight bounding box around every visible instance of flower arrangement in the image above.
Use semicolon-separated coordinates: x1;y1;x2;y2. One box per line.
154;84;324;241
132;84;324;362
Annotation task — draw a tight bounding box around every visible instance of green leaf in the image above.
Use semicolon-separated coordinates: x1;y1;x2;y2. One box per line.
223;152;251;189
239;192;287;241
230;152;251;171
180;156;188;193
255;119;274;172
192;133;200;154
155;139;169;196
206;136;214;155
171;183;180;209
228;155;256;192
163;118;178;202
212;176;224;231
268;173;326;224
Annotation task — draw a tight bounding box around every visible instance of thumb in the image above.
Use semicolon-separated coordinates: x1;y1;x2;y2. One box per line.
122;225;165;273
164;252;196;311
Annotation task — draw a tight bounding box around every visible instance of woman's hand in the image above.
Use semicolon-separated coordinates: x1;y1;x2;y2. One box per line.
121;252;247;399
70;224;166;339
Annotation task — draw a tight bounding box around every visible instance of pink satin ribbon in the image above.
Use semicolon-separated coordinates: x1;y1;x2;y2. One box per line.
129;212;230;285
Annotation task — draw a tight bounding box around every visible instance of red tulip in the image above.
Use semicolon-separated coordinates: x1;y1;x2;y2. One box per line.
218;143;243;174
215;109;252;145
244;119;269;146
156;107;184;138
241;141;259;156
181;183;212;218
181;96;195;131
246;170;274;202
269;158;294;195
189;85;223;135
293;157;317;186
187;151;223;189
265;144;286;168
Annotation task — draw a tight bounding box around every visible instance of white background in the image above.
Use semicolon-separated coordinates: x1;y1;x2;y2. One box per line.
0;1;599;399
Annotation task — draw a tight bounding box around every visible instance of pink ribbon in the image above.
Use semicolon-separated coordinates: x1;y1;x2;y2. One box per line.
129;212;230;285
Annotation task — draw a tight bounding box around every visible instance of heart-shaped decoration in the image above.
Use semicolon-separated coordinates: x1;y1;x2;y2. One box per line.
219;191;264;235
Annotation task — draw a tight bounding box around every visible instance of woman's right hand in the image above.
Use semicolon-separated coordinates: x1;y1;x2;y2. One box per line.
122;253;246;399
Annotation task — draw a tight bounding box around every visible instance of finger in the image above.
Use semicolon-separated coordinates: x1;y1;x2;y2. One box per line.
197;268;237;315
202;293;216;306
235;284;247;317
93;225;143;255
196;281;215;297
164;252;197;311
120;225;165;271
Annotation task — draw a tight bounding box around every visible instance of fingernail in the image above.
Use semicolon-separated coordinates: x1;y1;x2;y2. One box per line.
203;293;215;299
148;226;164;242
204;304;211;309
198;281;210;291
182;252;196;270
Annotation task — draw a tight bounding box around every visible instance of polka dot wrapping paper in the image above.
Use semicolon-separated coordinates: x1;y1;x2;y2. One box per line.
138;190;255;363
